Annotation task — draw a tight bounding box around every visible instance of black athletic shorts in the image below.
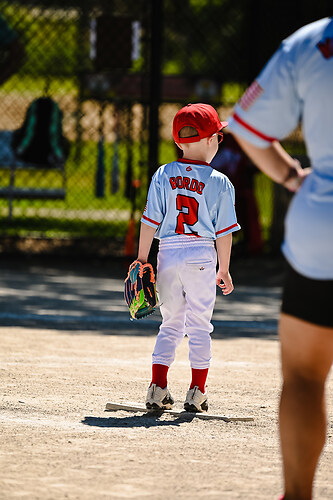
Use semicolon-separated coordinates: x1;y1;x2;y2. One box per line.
281;261;333;328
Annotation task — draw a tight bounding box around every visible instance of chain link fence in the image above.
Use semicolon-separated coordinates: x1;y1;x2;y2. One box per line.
0;0;328;256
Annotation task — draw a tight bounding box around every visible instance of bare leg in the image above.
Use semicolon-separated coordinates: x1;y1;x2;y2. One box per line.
279;313;333;500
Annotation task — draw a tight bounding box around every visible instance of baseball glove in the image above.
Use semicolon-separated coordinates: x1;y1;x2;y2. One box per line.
124;260;158;320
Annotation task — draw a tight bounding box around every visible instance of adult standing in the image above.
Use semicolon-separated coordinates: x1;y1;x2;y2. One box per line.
228;17;333;500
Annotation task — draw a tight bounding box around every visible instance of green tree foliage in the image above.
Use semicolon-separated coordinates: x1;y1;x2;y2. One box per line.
1;0;330;83
0;3;83;76
163;0;247;81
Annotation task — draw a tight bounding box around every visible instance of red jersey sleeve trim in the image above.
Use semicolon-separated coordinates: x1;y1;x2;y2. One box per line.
233;113;276;143
142;214;160;226
216;223;239;236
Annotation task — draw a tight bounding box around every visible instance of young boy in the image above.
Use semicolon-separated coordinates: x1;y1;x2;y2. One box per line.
137;103;240;412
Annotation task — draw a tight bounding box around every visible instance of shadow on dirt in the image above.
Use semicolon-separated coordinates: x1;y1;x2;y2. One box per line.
82;414;192;428
0;255;283;340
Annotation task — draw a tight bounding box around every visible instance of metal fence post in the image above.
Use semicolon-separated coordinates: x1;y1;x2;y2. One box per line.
147;0;163;184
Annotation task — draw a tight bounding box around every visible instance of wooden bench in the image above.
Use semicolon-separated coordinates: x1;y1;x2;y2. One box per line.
0;131;66;218
0;161;66;218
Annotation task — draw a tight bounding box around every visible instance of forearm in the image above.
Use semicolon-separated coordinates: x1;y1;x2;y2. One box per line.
233;136;301;187
216;233;232;273
215;233;234;294
137;222;156;263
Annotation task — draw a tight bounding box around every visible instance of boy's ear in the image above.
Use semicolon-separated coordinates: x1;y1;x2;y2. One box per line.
175;141;183;150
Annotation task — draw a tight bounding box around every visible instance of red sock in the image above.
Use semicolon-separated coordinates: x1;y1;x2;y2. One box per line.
151;363;169;389
190;368;209;393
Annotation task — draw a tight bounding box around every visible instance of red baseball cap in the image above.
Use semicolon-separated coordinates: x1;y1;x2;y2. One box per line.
173;103;228;144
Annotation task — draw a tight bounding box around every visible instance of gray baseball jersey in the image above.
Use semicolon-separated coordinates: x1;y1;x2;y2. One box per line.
141;158;240;240
228;17;333;279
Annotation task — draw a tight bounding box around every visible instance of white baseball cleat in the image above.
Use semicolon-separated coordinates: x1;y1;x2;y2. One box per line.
184;386;208;412
146;383;175;410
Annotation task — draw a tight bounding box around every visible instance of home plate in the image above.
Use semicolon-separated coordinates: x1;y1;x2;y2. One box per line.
105;402;254;422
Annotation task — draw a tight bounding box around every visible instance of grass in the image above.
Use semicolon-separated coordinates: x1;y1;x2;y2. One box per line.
0;139;148;238
0;74;307;242
0;138;277;241
254;173;273;242
0;75;78;97
0;140;146;208
0;216;128;239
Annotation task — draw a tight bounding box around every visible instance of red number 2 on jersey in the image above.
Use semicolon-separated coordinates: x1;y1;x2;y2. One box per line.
176;194;199;234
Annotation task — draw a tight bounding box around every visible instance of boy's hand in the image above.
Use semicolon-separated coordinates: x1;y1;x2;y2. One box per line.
216;270;234;295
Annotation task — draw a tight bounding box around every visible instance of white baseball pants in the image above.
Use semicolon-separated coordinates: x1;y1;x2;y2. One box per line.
152;235;217;369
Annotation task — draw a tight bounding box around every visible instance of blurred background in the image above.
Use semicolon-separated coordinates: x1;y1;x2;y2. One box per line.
0;0;329;260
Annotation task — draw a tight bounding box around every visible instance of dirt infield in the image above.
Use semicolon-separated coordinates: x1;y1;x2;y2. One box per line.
0;260;332;500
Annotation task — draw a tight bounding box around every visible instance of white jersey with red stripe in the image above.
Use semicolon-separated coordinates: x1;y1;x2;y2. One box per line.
141;158;240;240
228;17;333;279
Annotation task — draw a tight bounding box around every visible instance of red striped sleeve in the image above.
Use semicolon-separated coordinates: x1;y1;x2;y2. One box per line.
142;214;160;226
233;113;276;142
216;223;239;236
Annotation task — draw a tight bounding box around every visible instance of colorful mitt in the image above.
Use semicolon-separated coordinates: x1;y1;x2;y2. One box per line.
124;260;158;320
